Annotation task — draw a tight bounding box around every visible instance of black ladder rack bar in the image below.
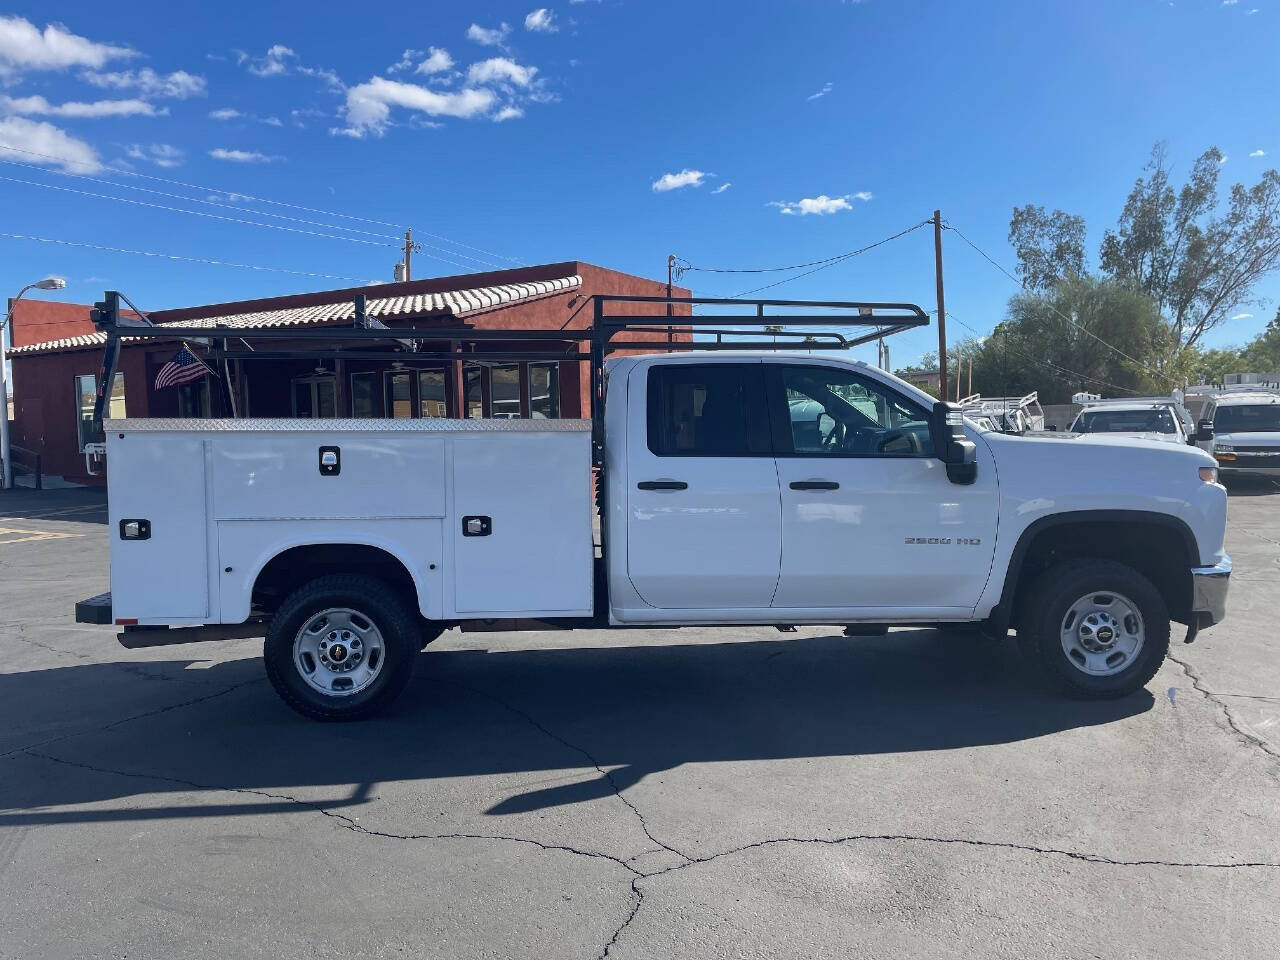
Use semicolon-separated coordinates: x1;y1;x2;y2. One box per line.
89;292;930;444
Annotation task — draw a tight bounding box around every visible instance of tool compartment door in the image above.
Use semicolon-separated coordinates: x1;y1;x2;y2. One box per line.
450;431;593;616
107;431;211;621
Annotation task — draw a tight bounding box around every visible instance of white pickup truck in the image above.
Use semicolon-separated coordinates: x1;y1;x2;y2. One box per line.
78;349;1232;720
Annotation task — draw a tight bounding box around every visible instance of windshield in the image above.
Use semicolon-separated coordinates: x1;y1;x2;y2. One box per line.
1074;408;1177;434
1213;403;1280;433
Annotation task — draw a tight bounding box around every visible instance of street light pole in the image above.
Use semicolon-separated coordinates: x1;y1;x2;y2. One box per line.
2;276;66;489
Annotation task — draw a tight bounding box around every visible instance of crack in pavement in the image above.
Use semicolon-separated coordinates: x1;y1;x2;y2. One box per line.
17;746;1280;960
0;678;262;761
426;676;693;864
6;628;208;687
1167;651;1280;764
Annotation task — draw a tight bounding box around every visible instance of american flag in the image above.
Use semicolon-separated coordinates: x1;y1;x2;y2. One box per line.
154;345;214;390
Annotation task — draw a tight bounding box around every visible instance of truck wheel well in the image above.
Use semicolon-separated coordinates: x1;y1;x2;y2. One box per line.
1005;518;1194;628
252;544;418;616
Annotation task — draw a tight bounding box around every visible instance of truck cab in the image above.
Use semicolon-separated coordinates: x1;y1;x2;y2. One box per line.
1193;387;1280;478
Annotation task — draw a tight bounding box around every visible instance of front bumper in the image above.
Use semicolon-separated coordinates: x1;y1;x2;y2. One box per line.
1190;554;1231;626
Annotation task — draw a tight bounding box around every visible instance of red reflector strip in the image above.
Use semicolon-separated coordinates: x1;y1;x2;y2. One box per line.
115;618;138;625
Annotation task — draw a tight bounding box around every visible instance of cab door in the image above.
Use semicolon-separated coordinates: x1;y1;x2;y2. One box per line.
625;361;782;609
765;362;998;613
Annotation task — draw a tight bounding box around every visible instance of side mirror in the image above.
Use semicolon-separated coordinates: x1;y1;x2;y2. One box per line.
1047;424;1059;432
931;401;977;485
1196;420;1214;442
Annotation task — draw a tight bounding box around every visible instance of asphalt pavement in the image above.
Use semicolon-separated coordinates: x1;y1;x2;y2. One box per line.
1;482;1277;959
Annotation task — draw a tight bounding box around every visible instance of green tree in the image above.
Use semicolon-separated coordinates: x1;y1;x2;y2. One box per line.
1008;205;1087;292
1099;145;1280;350
1240;306;1280;372
965;276;1170;403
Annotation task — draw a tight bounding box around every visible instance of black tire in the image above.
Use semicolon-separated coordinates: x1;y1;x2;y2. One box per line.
264;574;418;721
420;623;446;650
1016;558;1169;699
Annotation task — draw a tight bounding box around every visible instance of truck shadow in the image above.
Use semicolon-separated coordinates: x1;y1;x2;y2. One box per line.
0;630;1154;825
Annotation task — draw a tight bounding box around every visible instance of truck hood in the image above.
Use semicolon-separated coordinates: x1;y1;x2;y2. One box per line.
1215;431;1280;448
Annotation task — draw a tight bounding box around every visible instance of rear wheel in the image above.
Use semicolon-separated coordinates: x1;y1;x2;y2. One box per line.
264;574;418;721
1018;559;1169;699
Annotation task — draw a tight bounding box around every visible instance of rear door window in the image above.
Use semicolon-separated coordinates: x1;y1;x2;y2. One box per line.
646;364;770;456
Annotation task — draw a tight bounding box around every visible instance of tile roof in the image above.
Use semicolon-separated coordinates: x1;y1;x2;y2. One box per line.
11;275;582;356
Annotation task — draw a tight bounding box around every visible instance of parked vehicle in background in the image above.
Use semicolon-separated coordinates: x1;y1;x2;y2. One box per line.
1190;385;1280;479
1068;391;1195;446
958;392;1045;434
75;294;1231;721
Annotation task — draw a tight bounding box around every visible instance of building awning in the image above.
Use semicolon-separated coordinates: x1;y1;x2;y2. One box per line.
11;275;582;356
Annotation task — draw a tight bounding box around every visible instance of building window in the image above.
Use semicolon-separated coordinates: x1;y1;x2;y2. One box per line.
75;372;124;451
418;368;448;418
491;363;521;419
529;362;559;418
463;363;485;418
384;371;412;418
292;376;335;418
177;379;211;418
350;371;377;417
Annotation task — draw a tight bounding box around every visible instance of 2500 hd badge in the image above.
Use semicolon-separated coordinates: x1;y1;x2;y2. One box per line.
904;537;983;545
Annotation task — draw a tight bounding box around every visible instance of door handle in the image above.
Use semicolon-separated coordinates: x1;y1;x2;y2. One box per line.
637;480;688;491
790;480;839;491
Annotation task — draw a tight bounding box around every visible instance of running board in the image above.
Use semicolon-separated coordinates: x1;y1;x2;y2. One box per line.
117;621;269;648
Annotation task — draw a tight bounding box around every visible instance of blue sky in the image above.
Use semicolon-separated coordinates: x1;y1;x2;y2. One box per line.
0;0;1276;368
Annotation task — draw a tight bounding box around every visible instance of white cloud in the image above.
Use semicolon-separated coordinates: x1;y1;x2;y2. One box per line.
0;16;135;76
1231;312;1254;320
807;81;833;101
263;115;282;127
1247;7;1258;13
125;143;184;168
416;46;455;75
336;76;497;137
1219;154;1229;164
525;9;558;32
467;57;538;87
1249;148;1266;157
209;147;281;163
769;192;872;215
712;182;732;194
1223;1;1238;5
388;49;420;73
0;94;163;118
467;22;511;47
82;68;206;99
209;107;241;120
297;63;344;92
0;116;100;172
493;105;524;122
652;169;708;192
243;43;295;77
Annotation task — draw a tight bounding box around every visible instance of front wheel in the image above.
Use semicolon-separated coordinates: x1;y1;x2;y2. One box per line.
264;574;418;721
1018;559;1169;699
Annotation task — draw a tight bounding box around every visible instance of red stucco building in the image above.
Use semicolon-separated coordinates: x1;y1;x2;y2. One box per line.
7;261;689;485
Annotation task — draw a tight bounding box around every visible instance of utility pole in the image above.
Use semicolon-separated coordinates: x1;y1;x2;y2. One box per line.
403;229;413;281
666;253;675;349
933;210;948;401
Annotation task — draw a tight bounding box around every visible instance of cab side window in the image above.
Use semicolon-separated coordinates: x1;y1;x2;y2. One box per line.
647;364;770;456
771;365;933;457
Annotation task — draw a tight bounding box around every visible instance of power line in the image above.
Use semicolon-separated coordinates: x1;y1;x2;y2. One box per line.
0;174;397;248
731;220;933;297
0;156;403;241
941;219;1176;386
0;231;374;282
0;142;524;266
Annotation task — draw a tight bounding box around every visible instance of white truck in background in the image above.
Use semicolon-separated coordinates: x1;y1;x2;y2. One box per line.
1068;392;1198;446
1190;385;1280;480
75;295;1232;720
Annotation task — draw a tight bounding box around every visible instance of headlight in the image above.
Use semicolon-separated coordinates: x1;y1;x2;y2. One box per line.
1199;466;1218;483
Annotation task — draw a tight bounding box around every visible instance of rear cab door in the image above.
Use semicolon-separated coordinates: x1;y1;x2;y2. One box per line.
623;359;782;609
